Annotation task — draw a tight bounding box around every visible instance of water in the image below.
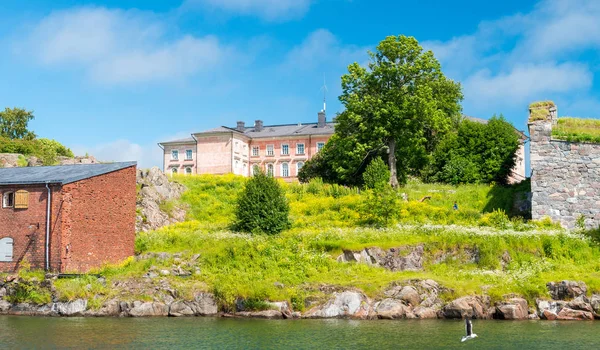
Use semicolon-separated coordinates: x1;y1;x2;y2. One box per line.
0;316;599;349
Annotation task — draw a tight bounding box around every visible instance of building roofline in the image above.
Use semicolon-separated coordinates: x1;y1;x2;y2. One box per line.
0;161;137;186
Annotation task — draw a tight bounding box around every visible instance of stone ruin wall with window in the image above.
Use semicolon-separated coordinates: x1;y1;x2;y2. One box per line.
529;103;600;229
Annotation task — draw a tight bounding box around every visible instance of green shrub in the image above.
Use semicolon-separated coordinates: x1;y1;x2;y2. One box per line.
360;183;399;227
362;157;390;189
234;170;291;234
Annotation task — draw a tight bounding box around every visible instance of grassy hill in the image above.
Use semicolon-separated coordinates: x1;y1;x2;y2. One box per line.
8;174;600;310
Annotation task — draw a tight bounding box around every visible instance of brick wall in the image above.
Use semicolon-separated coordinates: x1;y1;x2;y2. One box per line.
0;185;62;272
60;165;136;272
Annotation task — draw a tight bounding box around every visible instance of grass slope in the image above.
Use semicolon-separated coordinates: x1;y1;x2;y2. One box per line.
6;175;600;310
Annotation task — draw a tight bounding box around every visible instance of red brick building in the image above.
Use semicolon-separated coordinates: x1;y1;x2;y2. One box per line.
0;162;136;273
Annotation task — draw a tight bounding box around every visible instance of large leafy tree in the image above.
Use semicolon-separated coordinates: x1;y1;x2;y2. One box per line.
427;115;520;185
335;35;462;187
0;107;36;140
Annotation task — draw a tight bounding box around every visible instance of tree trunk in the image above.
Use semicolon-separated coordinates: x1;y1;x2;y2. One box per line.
388;138;399;188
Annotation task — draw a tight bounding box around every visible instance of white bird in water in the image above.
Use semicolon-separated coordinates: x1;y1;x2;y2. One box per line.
461;318;478;342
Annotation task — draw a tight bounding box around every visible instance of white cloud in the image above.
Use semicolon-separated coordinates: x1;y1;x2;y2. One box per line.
72;139;162;169
463;63;592;107
22;7;230;84
182;0;313;21
421;0;600;114
282;29;368;71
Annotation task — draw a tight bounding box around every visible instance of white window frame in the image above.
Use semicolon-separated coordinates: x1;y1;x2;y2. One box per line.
317;142;325;152
2;192;14;208
171;150;179;160
252;164;260;176
185;167;192;175
296;143;305;155
297;162;304;175
252;146;260;157
0;237;13;262
281;162;289;177
243;163;247;176
185;149;193;160
267;163;274;176
267;145;274;156
281;144;289;156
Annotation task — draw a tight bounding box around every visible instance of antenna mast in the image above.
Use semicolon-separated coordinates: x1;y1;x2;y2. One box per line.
320;76;328;113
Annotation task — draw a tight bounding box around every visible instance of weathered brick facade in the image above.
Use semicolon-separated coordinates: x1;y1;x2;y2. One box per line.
0;163;136;273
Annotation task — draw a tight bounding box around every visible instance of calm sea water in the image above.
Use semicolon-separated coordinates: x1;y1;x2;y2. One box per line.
0;316;599;349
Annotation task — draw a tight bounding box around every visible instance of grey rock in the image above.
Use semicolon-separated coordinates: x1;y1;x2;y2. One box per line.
442;296;490;319
567;295;593;313
129;302;169;317
375;299;409;319
494;298;528;320
337;245;424;271
591;294;600;315
169;301;195;317
303;291;372;319
0;300;11;312
237;310;284;319
557;307;594;320
54;299;88;316
546;281;587;300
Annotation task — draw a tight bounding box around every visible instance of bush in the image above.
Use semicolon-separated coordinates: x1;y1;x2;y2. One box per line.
234;170;290;234
360;183;399;227
362;157;390;189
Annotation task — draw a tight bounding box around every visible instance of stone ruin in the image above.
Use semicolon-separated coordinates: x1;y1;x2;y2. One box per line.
529;102;600;229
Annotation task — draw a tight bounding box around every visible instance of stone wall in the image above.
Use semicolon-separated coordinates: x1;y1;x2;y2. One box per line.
529;104;600;229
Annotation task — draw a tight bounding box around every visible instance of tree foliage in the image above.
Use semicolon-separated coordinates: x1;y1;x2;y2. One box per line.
234;170;291;235
333;35;463;187
360;183;399;227
362;157;390;189
0;107;36;140
426;116;520;185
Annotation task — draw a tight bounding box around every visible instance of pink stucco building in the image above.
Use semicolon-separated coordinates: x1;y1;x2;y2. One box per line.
159;111;527;183
159;110;333;179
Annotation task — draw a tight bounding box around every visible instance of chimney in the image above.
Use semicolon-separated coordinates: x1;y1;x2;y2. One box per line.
236;121;245;132
255;120;264;132
318;110;326;128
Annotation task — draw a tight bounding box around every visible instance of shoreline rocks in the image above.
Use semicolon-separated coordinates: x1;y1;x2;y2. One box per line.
1;278;599;321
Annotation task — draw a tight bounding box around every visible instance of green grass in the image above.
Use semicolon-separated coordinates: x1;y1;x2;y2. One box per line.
22;174;598;311
552;117;600;143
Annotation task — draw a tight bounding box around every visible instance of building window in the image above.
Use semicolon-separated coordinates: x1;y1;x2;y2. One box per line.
252;146;259;157
243;163;247;175
171;168;178;175
297;162;304;175
281;144;289;155
296;143;305;155
252;164;260;176
317;142;325;152
267;163;274;176
2;192;14;208
0;237;13;262
186;149;193;160
14;190;29;209
185;167;192;175
281;163;289;177
267;145;274;156
171;150;179;160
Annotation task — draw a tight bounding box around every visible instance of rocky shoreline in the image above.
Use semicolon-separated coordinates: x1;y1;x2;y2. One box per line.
1;277;598;320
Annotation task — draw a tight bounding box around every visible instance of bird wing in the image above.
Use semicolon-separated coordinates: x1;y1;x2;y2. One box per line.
466;319;472;336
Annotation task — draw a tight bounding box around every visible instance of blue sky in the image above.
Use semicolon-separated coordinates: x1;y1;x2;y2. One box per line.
1;0;599;168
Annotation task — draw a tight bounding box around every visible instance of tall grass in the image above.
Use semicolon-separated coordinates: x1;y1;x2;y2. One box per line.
552;117;600;143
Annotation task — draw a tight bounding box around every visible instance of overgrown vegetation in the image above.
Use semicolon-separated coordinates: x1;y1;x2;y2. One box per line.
0;107;74;165
8;174;598;311
233;170;290;235
425;116;520;185
552;117;600;144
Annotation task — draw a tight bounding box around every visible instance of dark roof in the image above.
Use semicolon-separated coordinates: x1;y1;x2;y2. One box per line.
158;137;196;145
0;162;137;186
189;122;335;139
